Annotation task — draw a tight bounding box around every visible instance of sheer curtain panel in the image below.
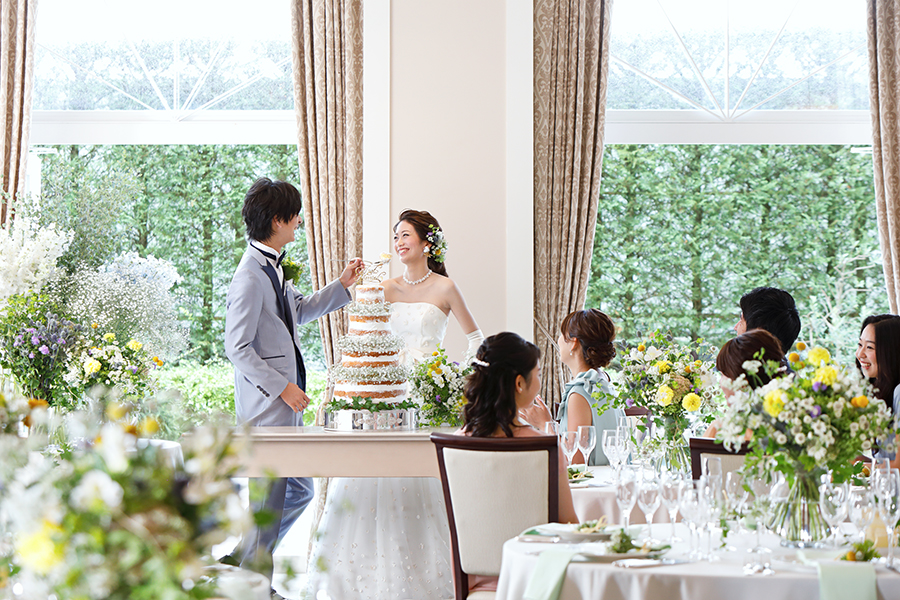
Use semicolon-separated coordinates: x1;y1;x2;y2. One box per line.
533;0;612;406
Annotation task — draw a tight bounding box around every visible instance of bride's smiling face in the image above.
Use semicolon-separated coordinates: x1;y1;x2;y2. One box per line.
393;221;428;265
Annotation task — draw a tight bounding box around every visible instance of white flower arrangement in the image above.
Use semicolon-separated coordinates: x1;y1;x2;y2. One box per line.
0;219;71;305
408;346;470;427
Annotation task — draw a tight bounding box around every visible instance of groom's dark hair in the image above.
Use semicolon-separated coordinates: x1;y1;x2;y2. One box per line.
739;287;801;354
242;177;304;242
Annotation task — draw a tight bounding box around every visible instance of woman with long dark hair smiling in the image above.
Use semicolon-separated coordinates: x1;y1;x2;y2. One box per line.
856;314;900;469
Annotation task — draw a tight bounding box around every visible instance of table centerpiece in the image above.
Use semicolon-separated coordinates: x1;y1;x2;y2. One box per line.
717;344;894;547
593;330;719;473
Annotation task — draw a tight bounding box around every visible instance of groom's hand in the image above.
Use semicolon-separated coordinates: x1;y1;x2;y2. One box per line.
280;382;311;412
339;258;365;288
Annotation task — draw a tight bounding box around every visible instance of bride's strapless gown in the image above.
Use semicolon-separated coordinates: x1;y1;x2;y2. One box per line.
307;302;454;600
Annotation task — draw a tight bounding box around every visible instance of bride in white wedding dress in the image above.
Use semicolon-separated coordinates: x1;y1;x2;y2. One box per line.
308;210;484;599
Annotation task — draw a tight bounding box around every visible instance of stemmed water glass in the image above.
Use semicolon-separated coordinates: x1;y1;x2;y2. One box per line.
577;426;596;472
638;476;662;544
560;431;579;469
818;476;849;548
849;488;876;544
698;476;722;561
723;471;747;550
659;471;684;544
602;429;620;471
875;469;900;568
744;475;776;575
678;481;703;560
616;465;638;529
544;421;559;436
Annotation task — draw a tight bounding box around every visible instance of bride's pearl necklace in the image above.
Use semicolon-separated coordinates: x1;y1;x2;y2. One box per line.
403;269;433;286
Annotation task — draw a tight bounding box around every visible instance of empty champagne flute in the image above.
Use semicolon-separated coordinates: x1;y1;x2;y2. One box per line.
638;476;662;544
616;465;638;529
678;481;703;561
560;431;579;468
577;425;597;471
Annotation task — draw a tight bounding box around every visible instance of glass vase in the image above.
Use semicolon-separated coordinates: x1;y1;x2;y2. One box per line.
660;417;691;475
771;467;829;548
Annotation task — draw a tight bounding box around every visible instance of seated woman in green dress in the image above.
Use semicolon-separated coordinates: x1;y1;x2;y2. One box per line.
522;309;623;466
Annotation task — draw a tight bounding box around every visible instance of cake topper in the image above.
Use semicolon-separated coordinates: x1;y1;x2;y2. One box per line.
357;253;392;285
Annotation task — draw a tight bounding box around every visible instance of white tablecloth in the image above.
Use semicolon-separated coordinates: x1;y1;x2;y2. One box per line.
570;466;671;525
496;523;900;600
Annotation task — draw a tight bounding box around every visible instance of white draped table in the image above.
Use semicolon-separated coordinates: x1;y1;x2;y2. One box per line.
571;466;672;525
234;426;442;478
496;523;900;600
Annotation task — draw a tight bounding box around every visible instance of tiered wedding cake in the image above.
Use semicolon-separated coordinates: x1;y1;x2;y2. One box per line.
326;278;415;430
331;284;407;402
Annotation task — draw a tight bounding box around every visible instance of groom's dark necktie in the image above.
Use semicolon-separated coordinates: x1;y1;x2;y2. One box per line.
252;243;307;391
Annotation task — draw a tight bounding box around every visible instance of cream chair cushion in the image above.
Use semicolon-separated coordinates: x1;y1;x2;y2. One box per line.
700;451;746;476
443;447;549;576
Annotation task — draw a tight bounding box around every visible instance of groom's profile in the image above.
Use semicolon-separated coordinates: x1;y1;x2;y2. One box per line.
222;177;361;588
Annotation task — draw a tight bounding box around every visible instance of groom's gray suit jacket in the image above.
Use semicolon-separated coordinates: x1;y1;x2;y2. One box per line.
224;244;350;427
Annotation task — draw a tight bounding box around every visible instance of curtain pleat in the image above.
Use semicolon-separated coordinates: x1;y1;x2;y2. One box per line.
868;0;900;312
533;0;612;408
0;0;37;225
290;0;363;558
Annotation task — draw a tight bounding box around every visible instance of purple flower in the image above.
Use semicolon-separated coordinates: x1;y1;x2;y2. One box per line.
58;338;66;345
809;405;823;418
39;345;50;355
625;397;635;408
31;335;40;345
13;336;22;347
28;352;34;359
812;381;827;392
130;366;138;374
435;394;442;403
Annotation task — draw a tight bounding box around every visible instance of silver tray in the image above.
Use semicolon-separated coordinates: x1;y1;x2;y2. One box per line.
324;408;418;431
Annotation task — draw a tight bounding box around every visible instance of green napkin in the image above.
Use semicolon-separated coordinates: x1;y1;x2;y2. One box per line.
523;549;579;600
814;561;876;600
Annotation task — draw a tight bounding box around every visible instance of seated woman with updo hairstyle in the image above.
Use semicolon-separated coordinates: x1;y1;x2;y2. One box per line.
705;328;785;439
522;309;623;465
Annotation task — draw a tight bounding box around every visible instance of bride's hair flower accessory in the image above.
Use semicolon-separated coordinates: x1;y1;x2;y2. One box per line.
425;224;447;263
471;357;490;368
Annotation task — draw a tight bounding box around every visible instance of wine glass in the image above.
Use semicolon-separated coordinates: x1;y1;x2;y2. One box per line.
744;475;775;575
576;426;596;472
615;465;638;529
723;471;747;549
698;476;722;561
659;470;684;544
818;478;849;548
849;488;876;544
638;476;662;544
875;469;900;568
560;431;579;469
678;481;703;560
602;429;620;471
544;420;559;436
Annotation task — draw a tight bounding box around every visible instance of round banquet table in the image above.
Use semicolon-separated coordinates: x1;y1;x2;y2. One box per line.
570;466;672;525
496;523;900;600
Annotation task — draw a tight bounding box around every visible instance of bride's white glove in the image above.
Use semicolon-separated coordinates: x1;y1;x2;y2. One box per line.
464;329;485;365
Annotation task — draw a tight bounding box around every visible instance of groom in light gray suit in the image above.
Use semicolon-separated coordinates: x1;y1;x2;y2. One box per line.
223;178;362;589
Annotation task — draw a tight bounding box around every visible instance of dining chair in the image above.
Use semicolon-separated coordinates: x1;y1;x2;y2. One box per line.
688;436;750;480
430;432;559;600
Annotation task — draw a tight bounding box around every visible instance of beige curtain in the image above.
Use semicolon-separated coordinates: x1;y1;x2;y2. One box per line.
868;0;900;312
533;0;612;407
0;0;37;226
290;0;363;556
291;0;363;364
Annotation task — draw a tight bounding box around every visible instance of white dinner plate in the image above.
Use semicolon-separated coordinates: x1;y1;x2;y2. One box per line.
577;548;669;563
531;523;615;542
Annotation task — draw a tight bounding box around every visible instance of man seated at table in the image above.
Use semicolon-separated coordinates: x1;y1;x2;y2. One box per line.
734;286;801;359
